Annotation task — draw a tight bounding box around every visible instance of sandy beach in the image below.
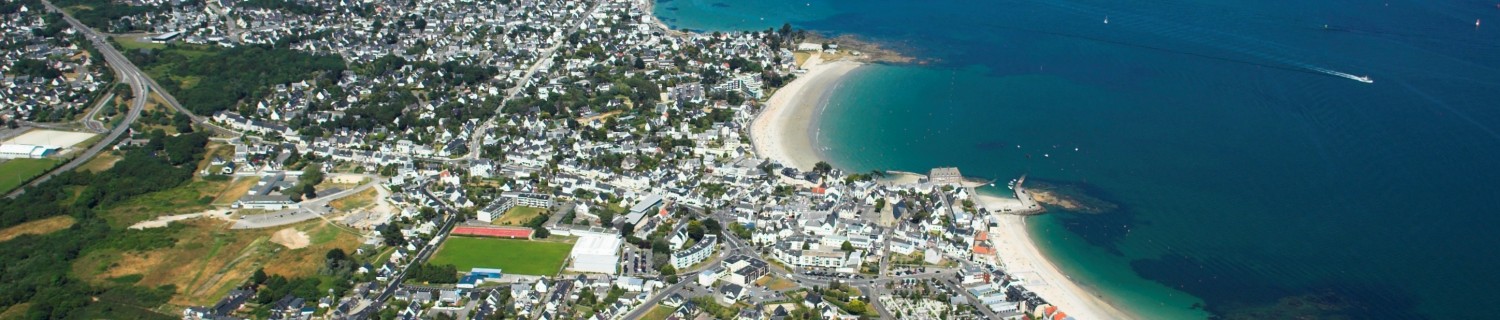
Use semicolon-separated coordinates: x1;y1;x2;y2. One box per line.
978;193;1136;319
750;55;862;171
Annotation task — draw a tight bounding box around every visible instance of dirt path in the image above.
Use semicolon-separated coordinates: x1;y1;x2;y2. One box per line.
128;209;231;229
270;228;309;249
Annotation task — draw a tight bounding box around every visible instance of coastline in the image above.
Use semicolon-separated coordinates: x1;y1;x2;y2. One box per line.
650;1;1138;318
750;55;862;171
980;192;1138;320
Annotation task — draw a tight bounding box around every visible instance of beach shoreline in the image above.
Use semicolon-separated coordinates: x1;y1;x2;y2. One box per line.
651;1;1139;318
980;192;1139;320
750;55;862;171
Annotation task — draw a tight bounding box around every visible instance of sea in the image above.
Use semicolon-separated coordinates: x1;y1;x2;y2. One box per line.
654;0;1500;318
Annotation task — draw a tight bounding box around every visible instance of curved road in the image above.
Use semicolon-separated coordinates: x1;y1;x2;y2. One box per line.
7;2;146;198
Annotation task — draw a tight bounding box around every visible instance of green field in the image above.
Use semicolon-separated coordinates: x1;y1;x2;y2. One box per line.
428;236;574;276
0;158;62;194
641;305;675;320
113;36;166;51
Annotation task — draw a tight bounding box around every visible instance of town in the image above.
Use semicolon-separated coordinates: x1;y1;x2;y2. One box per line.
0;0;1084;319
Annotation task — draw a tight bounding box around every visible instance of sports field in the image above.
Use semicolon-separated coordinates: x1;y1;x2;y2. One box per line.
428;236;574;276
0;158;62;194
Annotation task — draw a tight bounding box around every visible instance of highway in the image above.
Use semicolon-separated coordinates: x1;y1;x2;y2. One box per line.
7;1;148;198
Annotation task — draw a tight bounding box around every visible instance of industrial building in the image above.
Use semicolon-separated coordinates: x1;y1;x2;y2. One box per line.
0;144;58;159
568;231;622;274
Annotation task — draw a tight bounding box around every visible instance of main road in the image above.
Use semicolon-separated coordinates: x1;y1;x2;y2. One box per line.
350;180;461;319
7;1;149;198
462;0;605;162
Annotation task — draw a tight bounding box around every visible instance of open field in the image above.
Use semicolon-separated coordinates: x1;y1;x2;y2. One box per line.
212;176;260;205
113;36;167;51
329;187;378;211
0;158;63;194
492;206;548;226
101;179;231;227
757;277;798;291
428;236;574;276
2;129;98;147
71;219;359;307
78;150;123;172
0;216;77;243
641;305;674;320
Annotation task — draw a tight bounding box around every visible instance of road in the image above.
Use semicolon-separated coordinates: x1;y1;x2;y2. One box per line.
463;0;605;161
351;179;462;319
943;276;1002;319
82;92;114;132
47;1;237;137
7;2;147;198
230;176;381;229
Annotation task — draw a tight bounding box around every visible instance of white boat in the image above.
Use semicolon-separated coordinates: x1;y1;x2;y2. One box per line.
1355;75;1374;83
1104;16;1109;24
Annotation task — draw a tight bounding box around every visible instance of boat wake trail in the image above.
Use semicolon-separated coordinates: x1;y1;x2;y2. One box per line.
1018;0;1377;84
1304;66;1374;83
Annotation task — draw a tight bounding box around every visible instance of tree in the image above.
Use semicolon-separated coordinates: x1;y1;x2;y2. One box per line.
301;163;325;186
702;218;722;236
841;241;855;252
381;224;406;247
687;220;706;241
252;268;268;285
659;264;676;276
802;242;811;250
173;112;193;133
847;300;867;314
814;161;833;174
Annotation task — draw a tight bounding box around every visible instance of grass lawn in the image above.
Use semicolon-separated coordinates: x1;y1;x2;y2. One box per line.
428;236;574;276
79;150;123;172
0;158;62;194
329;187;377;211
641;305;674;320
0;216;77;243
211;176;260;205
113;36;166;51
491;206;548;226
794;51;812;67
757;277;798;291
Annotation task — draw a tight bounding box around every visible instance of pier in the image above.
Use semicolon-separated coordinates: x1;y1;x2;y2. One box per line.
1009;174;1046;215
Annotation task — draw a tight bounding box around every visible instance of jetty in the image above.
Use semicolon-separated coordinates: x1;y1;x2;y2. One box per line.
1008;174;1046;215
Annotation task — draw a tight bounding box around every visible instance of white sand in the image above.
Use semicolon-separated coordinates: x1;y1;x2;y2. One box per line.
982;195;1135;319
751;56;862;171
741;25;1130;319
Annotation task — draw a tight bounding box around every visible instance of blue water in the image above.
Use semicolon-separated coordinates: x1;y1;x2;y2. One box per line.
657;0;1500;318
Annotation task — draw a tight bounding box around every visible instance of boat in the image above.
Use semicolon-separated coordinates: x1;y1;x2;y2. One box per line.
1104;16;1109;24
1355;75;1374;83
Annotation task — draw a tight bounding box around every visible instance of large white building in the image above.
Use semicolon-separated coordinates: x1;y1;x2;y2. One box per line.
478;198;515;223
568;232;622;274
671;235;717;269
0;144;58;159
503;192;553;208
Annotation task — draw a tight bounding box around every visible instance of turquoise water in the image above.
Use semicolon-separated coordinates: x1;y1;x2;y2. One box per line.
657;0;1500;318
